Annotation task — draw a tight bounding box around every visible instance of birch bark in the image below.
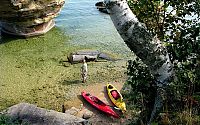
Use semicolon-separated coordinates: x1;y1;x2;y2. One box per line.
105;0;174;123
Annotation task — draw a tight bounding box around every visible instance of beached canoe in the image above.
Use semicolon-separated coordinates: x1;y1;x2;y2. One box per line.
106;83;126;113
81;91;119;118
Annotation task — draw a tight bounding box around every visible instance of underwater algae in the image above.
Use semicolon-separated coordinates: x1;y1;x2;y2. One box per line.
0;27;131;111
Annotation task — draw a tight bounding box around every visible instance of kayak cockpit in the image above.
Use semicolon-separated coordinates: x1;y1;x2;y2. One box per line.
108;85;113;89
111;90;120;100
91;96;106;106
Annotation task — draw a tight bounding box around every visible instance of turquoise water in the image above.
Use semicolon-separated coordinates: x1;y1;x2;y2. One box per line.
0;0;133;58
55;0;132;57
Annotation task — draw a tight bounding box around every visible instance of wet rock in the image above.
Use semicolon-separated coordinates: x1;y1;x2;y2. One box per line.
1;103;86;125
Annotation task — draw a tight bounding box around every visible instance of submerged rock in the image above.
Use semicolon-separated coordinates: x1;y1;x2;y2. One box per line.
0;0;65;37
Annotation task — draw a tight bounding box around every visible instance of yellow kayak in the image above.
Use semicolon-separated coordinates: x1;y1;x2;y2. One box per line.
106;83;126;113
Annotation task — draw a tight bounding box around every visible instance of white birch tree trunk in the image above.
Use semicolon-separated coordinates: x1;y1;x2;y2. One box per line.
105;0;174;124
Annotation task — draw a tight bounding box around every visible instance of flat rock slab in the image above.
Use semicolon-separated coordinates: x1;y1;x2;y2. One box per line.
1;103;86;125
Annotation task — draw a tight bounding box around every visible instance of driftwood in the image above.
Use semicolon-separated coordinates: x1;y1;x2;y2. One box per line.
68;50;99;63
76;50;100;56
68;50;116;63
68;54;97;63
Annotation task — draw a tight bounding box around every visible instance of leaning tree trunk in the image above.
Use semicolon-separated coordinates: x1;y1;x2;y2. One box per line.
105;0;174;124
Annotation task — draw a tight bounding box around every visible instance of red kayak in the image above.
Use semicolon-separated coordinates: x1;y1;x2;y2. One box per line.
81;91;119;118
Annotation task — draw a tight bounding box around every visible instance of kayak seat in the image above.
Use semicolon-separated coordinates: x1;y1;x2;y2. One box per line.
108;85;113;89
111;90;120;100
91;97;106;106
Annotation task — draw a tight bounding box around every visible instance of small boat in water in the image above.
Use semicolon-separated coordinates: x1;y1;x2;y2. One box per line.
106;83;126;113
81;91;119;118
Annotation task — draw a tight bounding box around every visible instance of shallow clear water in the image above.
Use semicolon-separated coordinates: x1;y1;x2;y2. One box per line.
0;0;132;111
55;0;132;57
0;0;132;58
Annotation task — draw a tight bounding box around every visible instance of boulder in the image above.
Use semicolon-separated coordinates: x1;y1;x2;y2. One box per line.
65;107;79;116
0;0;65;37
1;103;86;125
76;108;93;119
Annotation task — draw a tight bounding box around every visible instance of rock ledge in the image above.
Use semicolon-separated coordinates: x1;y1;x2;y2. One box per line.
1;103;86;125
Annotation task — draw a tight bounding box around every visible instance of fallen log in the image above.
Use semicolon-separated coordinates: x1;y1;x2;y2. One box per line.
76;50;100;56
68;54;97;64
67;50;118;64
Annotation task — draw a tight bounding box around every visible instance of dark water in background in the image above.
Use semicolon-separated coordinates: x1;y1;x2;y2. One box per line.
55;0;132;57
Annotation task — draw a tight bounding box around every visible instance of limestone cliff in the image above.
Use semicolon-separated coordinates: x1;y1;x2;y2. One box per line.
0;0;65;37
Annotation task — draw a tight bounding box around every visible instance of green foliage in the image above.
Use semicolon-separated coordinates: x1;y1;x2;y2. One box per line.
0;114;28;125
127;0;200;123
126;58;156;121
128;0;165;38
127;58;155;100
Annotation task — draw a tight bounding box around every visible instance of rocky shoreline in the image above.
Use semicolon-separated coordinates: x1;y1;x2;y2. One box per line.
1;103;86;125
1;102;129;125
